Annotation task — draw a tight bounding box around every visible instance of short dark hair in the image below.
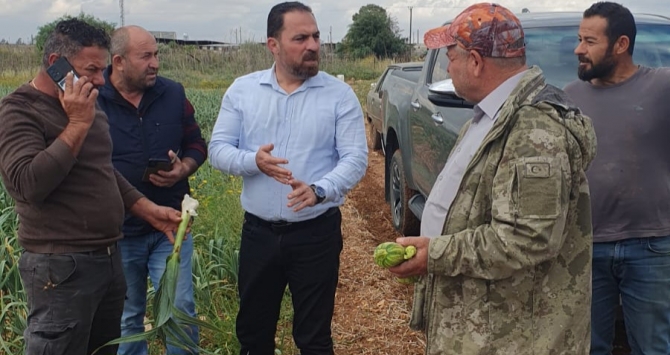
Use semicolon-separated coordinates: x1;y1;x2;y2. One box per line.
584;1;636;55
267;1;312;39
42;18;111;68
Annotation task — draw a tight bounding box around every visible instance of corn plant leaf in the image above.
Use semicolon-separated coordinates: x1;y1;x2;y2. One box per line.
154;254;181;328
171;306;220;331
163;319;198;349
93;195;223;354
91;328;158;354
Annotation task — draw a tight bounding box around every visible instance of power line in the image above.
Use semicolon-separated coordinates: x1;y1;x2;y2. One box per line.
408;6;413;58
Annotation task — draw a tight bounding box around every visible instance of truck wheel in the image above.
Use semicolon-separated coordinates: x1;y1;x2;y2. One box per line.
389;150;420;236
367;120;382;151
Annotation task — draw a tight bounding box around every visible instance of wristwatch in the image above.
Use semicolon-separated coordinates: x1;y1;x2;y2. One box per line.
310;184;326;204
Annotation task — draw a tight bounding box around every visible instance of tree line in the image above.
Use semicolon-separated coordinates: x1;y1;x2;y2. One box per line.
30;5;408;60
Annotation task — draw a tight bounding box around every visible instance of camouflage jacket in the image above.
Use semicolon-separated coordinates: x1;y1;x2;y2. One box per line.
411;66;597;355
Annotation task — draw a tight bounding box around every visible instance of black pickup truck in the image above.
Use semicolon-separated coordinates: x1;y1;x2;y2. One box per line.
381;11;670;236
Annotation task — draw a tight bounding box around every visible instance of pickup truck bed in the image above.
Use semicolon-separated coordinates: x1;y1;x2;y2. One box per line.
365;63;422;152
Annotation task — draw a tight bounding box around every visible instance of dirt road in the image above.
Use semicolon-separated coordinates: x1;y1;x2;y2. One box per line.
331;144;425;354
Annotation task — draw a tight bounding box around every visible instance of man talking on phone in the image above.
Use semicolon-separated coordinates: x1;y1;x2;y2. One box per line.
97;25;207;355
0;19;183;355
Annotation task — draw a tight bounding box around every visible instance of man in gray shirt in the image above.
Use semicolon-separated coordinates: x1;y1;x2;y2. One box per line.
564;2;670;354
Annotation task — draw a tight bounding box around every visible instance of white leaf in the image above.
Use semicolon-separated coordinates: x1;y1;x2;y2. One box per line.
181;194;199;217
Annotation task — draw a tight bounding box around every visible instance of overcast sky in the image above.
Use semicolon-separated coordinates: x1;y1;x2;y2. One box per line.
0;0;667;44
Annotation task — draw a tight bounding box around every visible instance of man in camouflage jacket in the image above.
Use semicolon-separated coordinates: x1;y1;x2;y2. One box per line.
390;3;597;354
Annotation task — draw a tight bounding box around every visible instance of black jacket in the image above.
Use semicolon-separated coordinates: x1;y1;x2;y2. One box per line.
98;66;207;237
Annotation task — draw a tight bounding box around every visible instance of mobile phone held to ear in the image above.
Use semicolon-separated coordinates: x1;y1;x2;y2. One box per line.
46;57;80;91
142;158;173;182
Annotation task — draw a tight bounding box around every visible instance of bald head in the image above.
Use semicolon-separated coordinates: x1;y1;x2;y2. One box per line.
109;25;159;93
110;25;155;57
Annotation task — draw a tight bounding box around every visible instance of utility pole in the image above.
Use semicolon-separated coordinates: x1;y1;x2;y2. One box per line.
408;6;413;59
329;25;332;44
119;0;125;26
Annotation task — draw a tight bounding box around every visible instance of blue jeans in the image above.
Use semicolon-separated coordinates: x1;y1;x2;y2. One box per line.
117;232;198;355
591;236;670;355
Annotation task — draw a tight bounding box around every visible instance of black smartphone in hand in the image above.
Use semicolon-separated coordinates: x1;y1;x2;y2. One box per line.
142;158;173;182
46;57;80;91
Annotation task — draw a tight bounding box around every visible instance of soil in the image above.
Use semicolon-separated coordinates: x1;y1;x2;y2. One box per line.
329;123;631;354
331;142;424;355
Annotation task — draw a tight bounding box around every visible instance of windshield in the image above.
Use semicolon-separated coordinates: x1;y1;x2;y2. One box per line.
525;24;670;88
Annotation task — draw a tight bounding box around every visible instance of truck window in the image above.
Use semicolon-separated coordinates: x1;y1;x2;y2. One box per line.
375;68;394;93
633;24;670;67
394;68;422;82
429;47;450;84
524;24;670;88
523;27;579;88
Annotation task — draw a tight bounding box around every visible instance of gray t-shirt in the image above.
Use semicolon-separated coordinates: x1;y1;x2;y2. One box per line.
564;66;670;242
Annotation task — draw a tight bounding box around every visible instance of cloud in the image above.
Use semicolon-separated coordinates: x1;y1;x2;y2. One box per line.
0;0;666;44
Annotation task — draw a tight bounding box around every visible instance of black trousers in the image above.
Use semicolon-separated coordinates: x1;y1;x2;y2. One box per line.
18;246;127;355
236;208;342;355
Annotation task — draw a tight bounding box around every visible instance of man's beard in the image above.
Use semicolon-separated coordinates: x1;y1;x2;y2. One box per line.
288;51;319;79
124;70;157;91
578;47;616;82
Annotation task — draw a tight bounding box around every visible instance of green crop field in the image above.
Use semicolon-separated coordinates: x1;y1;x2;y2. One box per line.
0;43;383;355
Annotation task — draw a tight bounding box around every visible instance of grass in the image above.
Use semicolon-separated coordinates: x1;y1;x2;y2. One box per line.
0;186;25;355
0;43;392;90
0;44;384;354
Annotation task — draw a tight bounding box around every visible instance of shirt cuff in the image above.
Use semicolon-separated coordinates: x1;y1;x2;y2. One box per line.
183;149;206;167
122;189;145;210
312;179;335;203
427;237;453;276
243;151;261;175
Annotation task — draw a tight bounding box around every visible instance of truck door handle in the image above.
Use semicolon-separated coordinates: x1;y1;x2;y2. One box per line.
411;100;421;110
431;112;444;124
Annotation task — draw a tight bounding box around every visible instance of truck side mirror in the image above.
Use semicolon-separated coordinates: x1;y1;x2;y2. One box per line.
427;79;474;108
428;79;459;98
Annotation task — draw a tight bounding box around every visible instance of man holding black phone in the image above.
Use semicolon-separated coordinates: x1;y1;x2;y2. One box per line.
0;19;183;355
97;25;207;355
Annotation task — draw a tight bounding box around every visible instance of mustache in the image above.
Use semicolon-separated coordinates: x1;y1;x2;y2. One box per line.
303;51;319;61
578;55;591;64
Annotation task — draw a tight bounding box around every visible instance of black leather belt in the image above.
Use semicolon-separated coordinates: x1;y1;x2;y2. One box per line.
245;207;339;234
77;243;117;256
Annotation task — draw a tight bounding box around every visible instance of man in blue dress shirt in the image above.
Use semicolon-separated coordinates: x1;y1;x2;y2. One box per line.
208;2;368;354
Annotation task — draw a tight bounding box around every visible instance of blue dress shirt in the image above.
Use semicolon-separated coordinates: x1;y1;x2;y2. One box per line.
209;66;368;222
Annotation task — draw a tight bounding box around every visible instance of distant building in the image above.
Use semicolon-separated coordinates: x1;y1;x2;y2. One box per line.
321;42;336;52
149;31;177;40
197;43;241;52
149;30;270;52
151;35;239;52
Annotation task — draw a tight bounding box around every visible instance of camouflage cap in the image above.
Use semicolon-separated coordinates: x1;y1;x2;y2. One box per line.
424;2;525;58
